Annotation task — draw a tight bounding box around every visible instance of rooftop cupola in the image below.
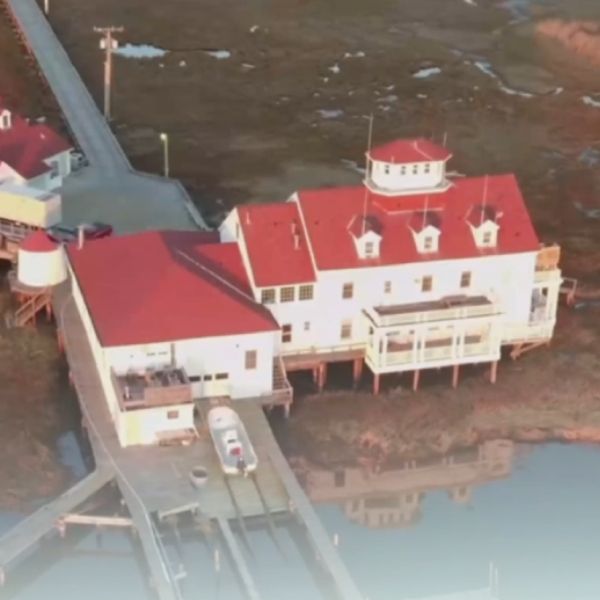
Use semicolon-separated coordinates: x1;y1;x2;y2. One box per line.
365;138;452;197
348;214;382;260
0;109;12;131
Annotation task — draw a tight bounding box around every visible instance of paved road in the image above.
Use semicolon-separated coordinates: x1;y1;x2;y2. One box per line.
7;0;207;232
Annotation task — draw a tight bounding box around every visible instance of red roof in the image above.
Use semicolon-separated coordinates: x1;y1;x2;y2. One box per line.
0;108;71;178
67;230;279;347
368;138;452;164
20;230;58;252
295;174;539;271
238;202;316;287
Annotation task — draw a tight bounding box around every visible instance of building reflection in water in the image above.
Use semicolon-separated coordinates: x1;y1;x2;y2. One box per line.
294;440;515;529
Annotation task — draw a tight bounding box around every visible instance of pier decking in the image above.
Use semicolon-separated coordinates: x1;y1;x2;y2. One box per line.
0;466;114;577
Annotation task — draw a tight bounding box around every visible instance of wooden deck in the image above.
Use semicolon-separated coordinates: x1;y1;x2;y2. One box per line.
283;348;364;371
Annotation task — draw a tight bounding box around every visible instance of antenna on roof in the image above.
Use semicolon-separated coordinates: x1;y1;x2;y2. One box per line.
480;174;489;226
361;113;374;237
423;195;430;229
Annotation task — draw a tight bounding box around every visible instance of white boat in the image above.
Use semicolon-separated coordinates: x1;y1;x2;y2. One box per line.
207;406;258;476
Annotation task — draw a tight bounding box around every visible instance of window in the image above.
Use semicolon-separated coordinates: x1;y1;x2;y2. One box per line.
261;288;276;304
167;410;179;420
412;164;419;174
189;375;201;383
384;280;392;294
340;320;352;340
422;276;433;292
282;324;292;343
364;241;374;257
400;165;407;175
202;374;213;381
424;163;431;173
424;236;433;251
280;286;295;303
482;231;492;246
460;271;471;288
342;282;353;299
304;321;310;331
215;373;229;380
245;350;257;370
384;164;390;175
299;284;314;301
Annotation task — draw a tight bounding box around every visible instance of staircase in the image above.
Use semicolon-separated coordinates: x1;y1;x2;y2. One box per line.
5;290;51;328
272;356;293;403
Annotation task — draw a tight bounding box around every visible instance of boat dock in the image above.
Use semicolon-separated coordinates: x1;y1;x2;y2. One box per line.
0;282;364;600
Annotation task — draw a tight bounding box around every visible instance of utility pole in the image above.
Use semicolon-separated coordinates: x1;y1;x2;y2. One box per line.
93;26;124;121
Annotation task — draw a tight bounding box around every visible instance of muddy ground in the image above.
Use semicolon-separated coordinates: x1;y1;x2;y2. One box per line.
3;0;600;504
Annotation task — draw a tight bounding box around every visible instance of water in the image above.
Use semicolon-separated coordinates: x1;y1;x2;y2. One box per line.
4;441;600;599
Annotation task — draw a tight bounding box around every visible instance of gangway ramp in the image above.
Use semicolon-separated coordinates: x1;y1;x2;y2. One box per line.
0;465;114;576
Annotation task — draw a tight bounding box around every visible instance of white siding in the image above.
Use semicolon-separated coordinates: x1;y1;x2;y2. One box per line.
370;159;446;192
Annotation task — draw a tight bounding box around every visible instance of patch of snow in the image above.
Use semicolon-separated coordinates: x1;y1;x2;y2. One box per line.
579;147;600;167
474;60;498;79
241;63;256;70
114;43;168;59
463;0;477;5
322;77;330;83
206;50;231;60
317;109;344;119
582;95;600;108
552;87;564;95
179;60;187;67
340;159;366;175
328;63;341;74
498;84;533;98
377;94;398;103
417;93;428;99
385;84;395;91
412;66;442;79
378;105;392;112
343;51;365;59
250;25;260;33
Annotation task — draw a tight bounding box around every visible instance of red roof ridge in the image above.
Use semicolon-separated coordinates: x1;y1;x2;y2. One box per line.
175;248;256;303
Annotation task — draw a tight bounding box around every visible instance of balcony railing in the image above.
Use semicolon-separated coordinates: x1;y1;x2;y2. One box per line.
113;367;193;411
366;339;495;370
366;295;500;329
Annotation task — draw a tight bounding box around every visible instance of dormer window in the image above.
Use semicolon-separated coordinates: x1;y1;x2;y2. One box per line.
412;164;418;174
409;211;441;254
349;214;382;260
384;164;390;175
400;165;406;175
424;163;431;173
467;204;499;249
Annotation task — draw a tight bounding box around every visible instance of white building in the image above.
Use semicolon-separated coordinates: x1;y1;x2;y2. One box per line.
67;138;562;446
0;105;71;259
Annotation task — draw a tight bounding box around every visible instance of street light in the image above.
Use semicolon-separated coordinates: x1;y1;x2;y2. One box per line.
160;133;169;178
93;26;124;121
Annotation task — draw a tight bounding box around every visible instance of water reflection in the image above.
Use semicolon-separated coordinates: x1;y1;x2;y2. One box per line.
295;440;515;530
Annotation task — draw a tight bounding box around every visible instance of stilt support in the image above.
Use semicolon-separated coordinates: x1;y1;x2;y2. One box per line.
373;373;381;395
352;357;364;388
490;361;498;384
452;364;460;389
317;362;328;393
412;369;420;392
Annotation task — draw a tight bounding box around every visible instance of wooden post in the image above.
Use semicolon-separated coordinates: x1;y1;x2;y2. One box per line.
318;362;328;392
490;360;498;384
452;364;460;389
412;369;420;392
373;373;380;395
312;366;319;384
352;357;364;388
284;402;291;419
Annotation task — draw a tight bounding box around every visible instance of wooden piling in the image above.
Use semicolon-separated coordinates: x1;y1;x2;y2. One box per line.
412;369;420;392
452;364;460;389
352;357;363;388
490;360;498;384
